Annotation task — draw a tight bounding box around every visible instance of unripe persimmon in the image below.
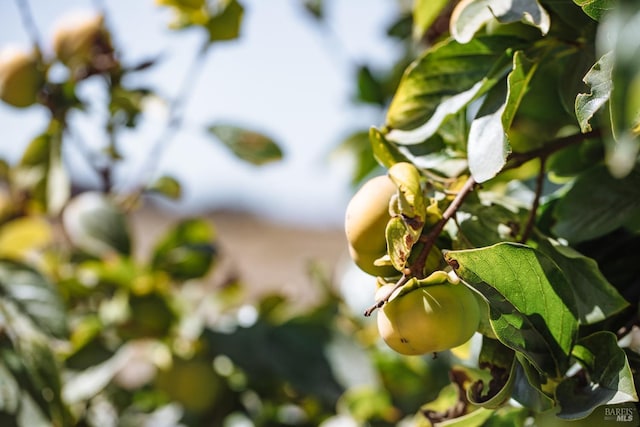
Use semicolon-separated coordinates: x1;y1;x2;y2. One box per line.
345;174;397;275
0;47;43;108
52;12;112;70
377;276;480;355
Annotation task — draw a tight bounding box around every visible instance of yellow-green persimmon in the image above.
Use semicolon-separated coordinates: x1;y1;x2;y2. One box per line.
377;272;480;355
0;47;43;108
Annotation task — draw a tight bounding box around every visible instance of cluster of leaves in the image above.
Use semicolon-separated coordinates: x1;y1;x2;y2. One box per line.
0;1;447;426
352;0;640;425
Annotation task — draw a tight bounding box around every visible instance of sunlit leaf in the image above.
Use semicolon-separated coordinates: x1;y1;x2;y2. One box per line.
413;0;450;40
575;52;613;133
385;35;517;136
62;192;132;257
451;0;550;44
535;236;629;324
0;216;52;261
209;123;283;166
369;127;410;170
151;218;217;281
557;331;638;419
445;243;579;378
0;260;67;338
552;164;640;244
574;0;617;21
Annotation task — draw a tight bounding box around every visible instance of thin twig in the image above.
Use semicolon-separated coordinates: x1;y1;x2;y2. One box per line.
363;175;477;316
520;157;546;243
15;0;42;50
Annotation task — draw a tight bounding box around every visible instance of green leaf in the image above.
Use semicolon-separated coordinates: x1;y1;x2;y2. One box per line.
413;0;450;40
16;124;70;216
147;175;182;200
302;0;323;21
369;127;410;170
457;200;528;247
573;0;617;21
451;0;550;44
467;338;516;409
62;192;132;257
467;83;510;183
0;260;67;338
511;355;554;412
385;35;517;135
437;408;495;426
205;0;244;43
482;406;529;427
0;359;20;415
445;243;579;378
151;218;217;281
534;236;629;324
503;50;542;131
334;130;380;185
575;52;613;133
552;164;640;244
385;217;412;272
556;331;638;419
209;123;283;165
356;65;386;106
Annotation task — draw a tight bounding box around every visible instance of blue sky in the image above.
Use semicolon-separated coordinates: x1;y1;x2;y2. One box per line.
0;0;402;227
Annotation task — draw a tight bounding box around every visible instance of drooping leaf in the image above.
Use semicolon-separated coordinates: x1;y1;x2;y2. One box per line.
151;218;217;281
556;331;638;419
575;51;613;133
467;83;510;183
451;0;550;44
445;243;579;378
385;35;517;136
534;236;629;324
147;175;182;200
511;355;554;412
209;123;283;165
552;164;640;244
467;338;516;409
574;0;617;21
413;0;450;40
0;260;67;338
62;192;132;257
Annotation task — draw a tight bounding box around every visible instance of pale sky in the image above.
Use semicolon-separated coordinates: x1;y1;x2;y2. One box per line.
0;0;403;227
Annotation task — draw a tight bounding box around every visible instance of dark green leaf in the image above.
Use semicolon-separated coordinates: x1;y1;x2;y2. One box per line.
385;35;517;134
0;260;67;338
205;0;244;43
302;0;323;21
210;124;283;165
467;338;516;409
534;236;629;324
552;164;640;244
556;331;638;419
573;0;617;20
62;192;132;257
458;201;527;247
152;218;217;281
356;65;386;105
511;356;554;412
445;243;579;378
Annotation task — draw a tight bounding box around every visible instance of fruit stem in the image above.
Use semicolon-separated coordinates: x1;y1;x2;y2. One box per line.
364;274;411;317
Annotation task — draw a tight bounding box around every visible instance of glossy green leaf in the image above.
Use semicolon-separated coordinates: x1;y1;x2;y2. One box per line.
556;331;638;419
62;192;132;257
445;243;579;378
210;123;283;165
413;0;449;40
535;236;629;324
451;0;550;44
147;175;182;200
385;35;517;135
205;0;244;43
0;260;67;338
552;164;640;243
574;0;617;21
575;52;612;133
151;218;217;281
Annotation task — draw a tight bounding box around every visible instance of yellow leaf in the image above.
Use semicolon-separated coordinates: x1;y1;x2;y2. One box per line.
0;216;52;260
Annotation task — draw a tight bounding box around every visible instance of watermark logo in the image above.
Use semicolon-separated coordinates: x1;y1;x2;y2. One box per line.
604;406;636;422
